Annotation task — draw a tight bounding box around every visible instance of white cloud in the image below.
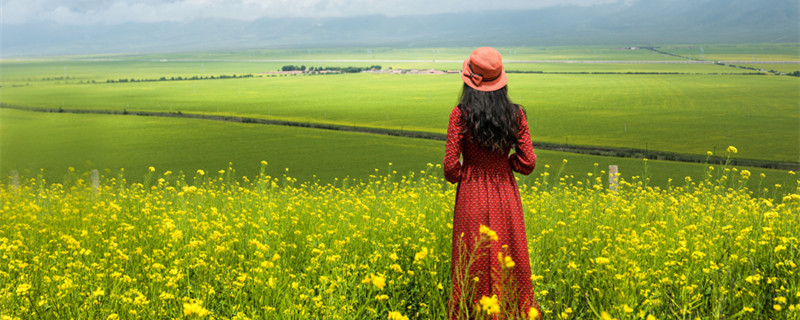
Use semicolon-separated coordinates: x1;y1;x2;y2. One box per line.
2;0;631;25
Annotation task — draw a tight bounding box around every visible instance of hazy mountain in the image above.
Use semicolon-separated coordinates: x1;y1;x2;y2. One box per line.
2;0;797;57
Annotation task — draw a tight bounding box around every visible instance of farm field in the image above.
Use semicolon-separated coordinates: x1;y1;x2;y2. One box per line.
1;108;797;192
44;46;695;62
1;44;800;320
2;70;798;163
1;162;798;319
658;43;800;62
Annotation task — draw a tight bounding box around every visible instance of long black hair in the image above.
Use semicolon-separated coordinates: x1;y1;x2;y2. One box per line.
458;83;523;151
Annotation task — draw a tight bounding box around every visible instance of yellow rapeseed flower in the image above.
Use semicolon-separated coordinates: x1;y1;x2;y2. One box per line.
414;247;429;261
479;295;500;315
362;273;386;290
740;170;751;179
387;311;409;320
529;307;540;319
372;275;386;289
497;252;515;268
15;283;31;296
623;304;633;313
726;146;738;154
479;224;498;241
197;169;205;176
595;257;610;265
183;299;209;317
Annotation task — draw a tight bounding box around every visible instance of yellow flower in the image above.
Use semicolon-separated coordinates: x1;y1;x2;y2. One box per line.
726;146;738;154
497;252;515;268
15;283;31;296
529;307;540;319
479;225;498;241
774;304;782;311
706;151;713;156
414;247;429;261
740;170;751;179
646;315;657;320
106;314;119;320
387;311;408;320
745;274;762;284
372;275;386;289
390;264;403;273
389;253;398;261
271;253;280;261
183;299;209;317
362;273;386;290
260;160;268;166
623;304;633;313
595;257;610;265
92;288;105;297
775;245;787;253
197;169;205;176
479;295;500;315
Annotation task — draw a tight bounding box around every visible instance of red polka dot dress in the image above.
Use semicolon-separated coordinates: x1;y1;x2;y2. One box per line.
443;105;541;319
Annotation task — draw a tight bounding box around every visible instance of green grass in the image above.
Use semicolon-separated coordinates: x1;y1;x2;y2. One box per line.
2;108;796;192
658;43;800;61
51;45;693;62
3;70;797;162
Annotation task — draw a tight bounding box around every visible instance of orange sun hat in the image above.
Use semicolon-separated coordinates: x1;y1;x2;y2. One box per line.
461;47;508;92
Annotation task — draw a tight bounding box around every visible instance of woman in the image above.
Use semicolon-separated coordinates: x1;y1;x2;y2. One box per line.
443;47;541;319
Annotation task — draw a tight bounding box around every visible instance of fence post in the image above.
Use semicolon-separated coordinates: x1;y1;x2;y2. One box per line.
10;170;19;194
609;165;619;193
91;169;100;194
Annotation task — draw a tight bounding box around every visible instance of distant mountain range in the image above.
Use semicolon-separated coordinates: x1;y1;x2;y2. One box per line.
2;0;797;57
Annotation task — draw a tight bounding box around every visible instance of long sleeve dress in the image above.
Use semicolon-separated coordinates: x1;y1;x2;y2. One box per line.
443;105;541;319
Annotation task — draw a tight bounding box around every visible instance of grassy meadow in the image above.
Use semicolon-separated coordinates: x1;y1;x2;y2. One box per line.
1;108;797;193
2;66;798;163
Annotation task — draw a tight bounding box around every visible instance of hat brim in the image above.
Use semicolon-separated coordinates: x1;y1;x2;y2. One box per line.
461;58;508;92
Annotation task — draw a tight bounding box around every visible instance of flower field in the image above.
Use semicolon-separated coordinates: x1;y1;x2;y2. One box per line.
1;160;799;319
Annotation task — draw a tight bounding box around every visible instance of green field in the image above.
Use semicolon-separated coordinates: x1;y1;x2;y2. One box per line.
2;70;798;162
1;45;798;184
657;43;800;61
49;46;694;62
1;108;797;194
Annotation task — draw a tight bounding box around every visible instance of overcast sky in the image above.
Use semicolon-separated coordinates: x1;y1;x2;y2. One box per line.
2;0;632;25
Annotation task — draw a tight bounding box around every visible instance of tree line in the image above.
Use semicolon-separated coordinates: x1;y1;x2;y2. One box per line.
281;65;382;73
106;74;254;83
